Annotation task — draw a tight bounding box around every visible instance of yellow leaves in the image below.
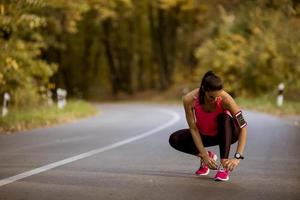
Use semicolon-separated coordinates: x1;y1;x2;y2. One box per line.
227;74;236;82
118;0;132;7
231;34;246;44
97;7;117;20
180;0;195;11
0;4;5;15
194;27;249;92
219;5;235;25
252;27;262;35
48;83;56;90
0;73;3;84
66;20;78;34
159;0;182;10
91;0;134;21
194;5;300;95
16;40;26;50
5;57;19;70
18;14;46;29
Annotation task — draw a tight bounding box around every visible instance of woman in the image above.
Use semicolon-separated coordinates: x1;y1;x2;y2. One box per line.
169;71;247;181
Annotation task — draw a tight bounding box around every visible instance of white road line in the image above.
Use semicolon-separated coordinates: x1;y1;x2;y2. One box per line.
0;109;180;187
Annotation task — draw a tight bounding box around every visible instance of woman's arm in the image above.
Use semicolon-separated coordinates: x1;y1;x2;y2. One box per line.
222;92;247;155
222;91;247;170
183;89;217;169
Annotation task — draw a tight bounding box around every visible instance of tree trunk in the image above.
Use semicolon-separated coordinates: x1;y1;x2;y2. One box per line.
148;3;179;91
102;19;120;95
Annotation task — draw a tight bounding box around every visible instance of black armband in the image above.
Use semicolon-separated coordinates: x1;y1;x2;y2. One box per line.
234;111;247;128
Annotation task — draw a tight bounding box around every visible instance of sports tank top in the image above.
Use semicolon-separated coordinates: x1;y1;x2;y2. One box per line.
194;94;227;136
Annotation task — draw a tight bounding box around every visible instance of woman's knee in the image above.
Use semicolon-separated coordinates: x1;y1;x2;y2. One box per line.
169;132;180;147
217;113;232;124
231;137;238;144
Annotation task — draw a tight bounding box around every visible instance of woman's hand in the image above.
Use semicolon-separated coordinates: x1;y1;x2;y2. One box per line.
223;158;240;171
200;154;218;170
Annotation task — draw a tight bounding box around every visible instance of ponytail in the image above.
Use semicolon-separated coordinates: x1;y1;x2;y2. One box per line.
198;70;223;105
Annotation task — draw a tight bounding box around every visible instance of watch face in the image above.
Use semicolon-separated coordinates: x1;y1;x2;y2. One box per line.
235;153;241;159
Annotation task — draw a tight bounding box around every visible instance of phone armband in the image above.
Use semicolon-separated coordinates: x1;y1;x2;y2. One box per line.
234;111;247;128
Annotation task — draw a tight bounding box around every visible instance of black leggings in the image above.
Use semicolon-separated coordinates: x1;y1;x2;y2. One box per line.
169;113;239;159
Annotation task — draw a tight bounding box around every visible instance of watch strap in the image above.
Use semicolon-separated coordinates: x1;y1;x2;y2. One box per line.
234;153;244;159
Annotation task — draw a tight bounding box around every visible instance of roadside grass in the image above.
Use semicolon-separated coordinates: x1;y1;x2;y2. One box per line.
0;100;97;133
109;88;300;116
236;95;300;116
1;92;298;134
115;88;300;116
125;88;300;116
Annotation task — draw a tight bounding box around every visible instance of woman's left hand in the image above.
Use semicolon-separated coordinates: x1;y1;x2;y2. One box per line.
223;158;240;171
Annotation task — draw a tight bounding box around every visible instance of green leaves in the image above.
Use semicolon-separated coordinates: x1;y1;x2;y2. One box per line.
0;0;57;107
195;4;300;96
1;0;300;107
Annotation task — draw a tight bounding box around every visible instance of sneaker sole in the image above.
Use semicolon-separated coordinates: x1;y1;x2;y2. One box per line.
195;169;210;176
214;176;229;181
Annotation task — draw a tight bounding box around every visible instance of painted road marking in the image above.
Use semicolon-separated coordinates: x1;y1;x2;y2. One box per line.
0;109;180;187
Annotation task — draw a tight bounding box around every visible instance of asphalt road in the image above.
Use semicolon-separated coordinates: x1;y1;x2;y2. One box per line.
0;103;299;200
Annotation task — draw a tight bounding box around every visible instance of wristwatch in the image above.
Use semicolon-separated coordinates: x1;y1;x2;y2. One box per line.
234;152;244;159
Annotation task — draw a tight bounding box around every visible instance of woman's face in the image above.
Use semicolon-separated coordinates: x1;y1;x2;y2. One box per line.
205;90;222;104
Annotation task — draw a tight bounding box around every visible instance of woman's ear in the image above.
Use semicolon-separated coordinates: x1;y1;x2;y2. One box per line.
215;96;222;102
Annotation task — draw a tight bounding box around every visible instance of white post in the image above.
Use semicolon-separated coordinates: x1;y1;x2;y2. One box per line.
62;89;67;108
57;88;67;109
2;92;10;117
47;90;53;106
277;83;284;107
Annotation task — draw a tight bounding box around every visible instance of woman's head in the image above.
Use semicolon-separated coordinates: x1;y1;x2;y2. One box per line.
199;71;223;105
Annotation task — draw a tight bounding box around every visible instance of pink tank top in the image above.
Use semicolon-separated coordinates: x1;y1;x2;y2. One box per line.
194;95;226;136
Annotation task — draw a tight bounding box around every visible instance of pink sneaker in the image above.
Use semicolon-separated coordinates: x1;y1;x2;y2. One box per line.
195;151;217;176
214;166;230;181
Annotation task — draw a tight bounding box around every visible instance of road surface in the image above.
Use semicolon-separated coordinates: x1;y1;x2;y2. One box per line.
0;103;299;200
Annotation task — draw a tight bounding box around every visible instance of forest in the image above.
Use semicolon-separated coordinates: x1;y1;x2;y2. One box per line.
1;0;300;107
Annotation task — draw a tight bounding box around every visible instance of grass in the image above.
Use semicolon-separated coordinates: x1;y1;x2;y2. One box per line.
236;95;300;116
108;88;300;116
0;100;97;133
0;93;298;134
122;88;300;116
116;88;300;116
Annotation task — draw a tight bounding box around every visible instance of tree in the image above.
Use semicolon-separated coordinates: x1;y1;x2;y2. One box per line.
195;3;300;96
0;0;57;107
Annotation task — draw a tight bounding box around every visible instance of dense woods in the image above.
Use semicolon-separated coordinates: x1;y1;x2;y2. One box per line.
1;0;300;107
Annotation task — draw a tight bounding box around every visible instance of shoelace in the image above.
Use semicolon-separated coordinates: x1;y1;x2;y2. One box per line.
217;164;226;172
200;160;206;168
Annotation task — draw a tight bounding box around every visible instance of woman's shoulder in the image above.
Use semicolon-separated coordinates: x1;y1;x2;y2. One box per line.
183;88;200;108
183;88;199;101
220;90;236;109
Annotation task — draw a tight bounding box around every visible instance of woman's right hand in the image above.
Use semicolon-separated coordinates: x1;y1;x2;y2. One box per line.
200;154;218;170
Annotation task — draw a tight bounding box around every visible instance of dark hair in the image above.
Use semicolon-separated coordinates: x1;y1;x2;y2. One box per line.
199;70;223;105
